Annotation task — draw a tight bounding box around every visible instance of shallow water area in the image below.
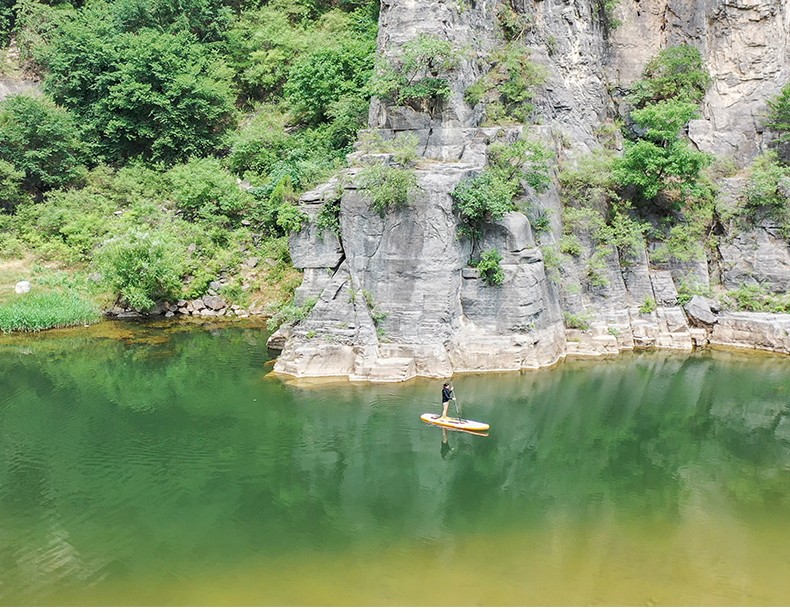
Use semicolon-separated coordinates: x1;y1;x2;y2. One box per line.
1;321;790;605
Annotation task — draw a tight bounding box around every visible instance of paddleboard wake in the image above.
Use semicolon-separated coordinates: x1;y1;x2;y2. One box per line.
420;413;490;432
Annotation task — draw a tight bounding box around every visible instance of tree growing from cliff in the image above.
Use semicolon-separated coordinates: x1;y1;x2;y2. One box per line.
628;45;711;109
370;34;461;113
614;101;712;204
765;82;790;163
616;46;713;209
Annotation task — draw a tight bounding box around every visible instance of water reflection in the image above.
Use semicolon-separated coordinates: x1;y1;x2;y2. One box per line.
1;324;789;605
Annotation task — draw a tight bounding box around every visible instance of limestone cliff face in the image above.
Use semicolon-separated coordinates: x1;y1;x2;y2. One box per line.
273;0;790;381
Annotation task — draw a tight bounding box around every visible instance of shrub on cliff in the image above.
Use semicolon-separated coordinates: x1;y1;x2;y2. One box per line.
357;163;419;215
464;42;545;124
452;171;517;238
370;34;461;111
628;45;711;108
453;137;553;238
474;248;505;286
765;82;790;163
614;100;712;206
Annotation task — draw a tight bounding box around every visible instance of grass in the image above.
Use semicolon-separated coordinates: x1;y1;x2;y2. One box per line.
0;257;34;301
0;289;102;332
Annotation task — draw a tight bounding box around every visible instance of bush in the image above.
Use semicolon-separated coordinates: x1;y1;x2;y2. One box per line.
475;248;505;286
0;290;101;332
452;171;516;238
559;234;582;256
95;229;186;312
315;197;341;237
639;296;656;313
267;296;317;331
564;311;591;330
356;163;418;215
725;283;790;313
465;42;545;124
488;137;553;192
371;34;460;109
497;2;533;41
743;151;789;212
0;94;87;193
42;14;238;165
167;157;255;226
629;45;711;108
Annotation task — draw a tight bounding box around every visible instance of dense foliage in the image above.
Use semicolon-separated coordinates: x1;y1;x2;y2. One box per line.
0;0;379;317
452;136;552;239
616;47;713;209
370;33;460;112
765;82;790;163
628;45;711;108
0;94;87;194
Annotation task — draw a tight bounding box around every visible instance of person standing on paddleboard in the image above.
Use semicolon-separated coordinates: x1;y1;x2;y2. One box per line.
441;382;454;419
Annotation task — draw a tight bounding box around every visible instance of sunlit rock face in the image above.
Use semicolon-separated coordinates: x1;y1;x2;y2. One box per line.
273;0;790;381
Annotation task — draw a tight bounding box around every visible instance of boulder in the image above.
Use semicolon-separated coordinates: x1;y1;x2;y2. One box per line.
202;295;227;311
684;295;719;326
14;280;31;294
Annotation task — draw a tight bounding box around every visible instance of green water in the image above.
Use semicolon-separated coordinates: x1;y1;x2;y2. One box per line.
1;321;790;606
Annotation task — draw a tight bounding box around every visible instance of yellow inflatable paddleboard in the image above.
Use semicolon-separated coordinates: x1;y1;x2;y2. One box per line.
420;413;490;432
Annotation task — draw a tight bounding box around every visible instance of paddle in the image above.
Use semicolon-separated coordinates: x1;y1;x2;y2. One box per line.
451;382;462;418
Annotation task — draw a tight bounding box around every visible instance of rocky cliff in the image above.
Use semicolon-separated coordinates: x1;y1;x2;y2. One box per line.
272;0;790;382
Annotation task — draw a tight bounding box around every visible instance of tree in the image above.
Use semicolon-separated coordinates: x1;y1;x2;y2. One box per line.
371;34;461;110
614;101;712;204
112;0;233;43
41;7;237;165
167;157;254;226
629;45;711;108
284;37;374;125
765;82;790;163
0;160;31;214
0;94;87;194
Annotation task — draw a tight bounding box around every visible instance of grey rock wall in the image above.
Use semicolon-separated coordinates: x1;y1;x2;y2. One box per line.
273;0;790;382
609;0;789;163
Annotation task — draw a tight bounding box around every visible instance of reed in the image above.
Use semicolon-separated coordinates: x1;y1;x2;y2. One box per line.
0;290;102;333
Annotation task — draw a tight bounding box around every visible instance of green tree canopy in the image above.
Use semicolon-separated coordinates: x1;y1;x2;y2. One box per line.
765;82;790;163
0;94;87;194
41;5;237;165
629;44;711;108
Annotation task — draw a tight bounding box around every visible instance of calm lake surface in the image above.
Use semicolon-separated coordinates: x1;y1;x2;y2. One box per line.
1;320;790;606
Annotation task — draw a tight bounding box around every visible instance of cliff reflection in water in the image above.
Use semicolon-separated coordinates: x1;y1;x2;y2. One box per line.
0;322;789;605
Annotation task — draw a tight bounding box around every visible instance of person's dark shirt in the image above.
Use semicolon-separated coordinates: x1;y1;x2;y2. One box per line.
442;387;453;403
